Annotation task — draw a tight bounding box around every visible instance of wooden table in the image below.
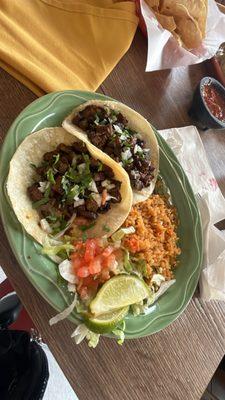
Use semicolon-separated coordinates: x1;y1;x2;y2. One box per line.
1;28;225;400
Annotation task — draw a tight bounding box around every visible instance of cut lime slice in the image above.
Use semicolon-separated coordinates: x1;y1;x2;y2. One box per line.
84;306;129;334
90;275;150;316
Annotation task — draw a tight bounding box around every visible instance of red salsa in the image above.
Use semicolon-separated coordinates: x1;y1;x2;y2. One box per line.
203;83;225;122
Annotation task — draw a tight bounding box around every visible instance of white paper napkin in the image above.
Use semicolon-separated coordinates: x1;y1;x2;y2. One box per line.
159;126;225;300
141;0;225;71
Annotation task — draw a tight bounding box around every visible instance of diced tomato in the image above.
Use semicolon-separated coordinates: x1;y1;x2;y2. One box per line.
71;255;83;271
102;246;114;257
84;239;98;263
102;253;116;269
101;189;108;206
89;256;102;275
76;266;90;278
127;237;140;253
79;286;88;300
77;279;83;291
72;241;84;252
100;269;110;282
82;276;98;288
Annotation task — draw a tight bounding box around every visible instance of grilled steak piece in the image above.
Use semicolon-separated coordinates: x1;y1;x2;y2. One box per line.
86;198;99;213
27;183;43;201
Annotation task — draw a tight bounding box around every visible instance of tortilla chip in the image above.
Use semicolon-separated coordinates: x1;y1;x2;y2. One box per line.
145;0;160;11
160;0;204;19
175;17;203;49
154;11;176;31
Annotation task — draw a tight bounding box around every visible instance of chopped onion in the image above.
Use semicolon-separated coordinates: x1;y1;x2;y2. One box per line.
91;193;102;207
102;180;116;190
120;134;128;141
74;199;85;208
89;180;98;193
38;181;49;193
106;194;117;202
59;259;77;284
49;294;77;326
122;149;132;161
40;218;52;234
113;124;123;134
134;144;143;154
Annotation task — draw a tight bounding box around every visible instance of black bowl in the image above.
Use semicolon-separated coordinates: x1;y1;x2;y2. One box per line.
189;76;225;130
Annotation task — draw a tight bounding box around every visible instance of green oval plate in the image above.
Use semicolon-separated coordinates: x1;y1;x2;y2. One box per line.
0;90;202;339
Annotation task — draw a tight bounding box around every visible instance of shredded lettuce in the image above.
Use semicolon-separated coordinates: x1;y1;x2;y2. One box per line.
71;324;100;348
124;249;133;273
112;320;126;345
49;294;77;326
42;238;74;259
111;226;135;242
131;298;153;316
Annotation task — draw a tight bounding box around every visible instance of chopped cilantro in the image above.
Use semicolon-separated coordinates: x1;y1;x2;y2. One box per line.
94;114;100;125
67;184;80;200
30;163;37;169
82;232;88;242
102;224;110;233
53;153;60;166
32;197;49;209
83;154;90;174
61;175;70;194
98;163;103;172
46;215;58;222
47;168;55;184
79;222;96;232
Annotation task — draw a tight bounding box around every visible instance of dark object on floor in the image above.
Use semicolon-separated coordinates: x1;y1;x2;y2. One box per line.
0;292;22;328
189;77;225;130
0;292;49;400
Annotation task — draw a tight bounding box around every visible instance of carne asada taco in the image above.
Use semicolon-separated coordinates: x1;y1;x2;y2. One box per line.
7;127;132;245
62;100;159;204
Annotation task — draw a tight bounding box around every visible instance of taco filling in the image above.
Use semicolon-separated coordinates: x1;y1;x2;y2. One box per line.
72;105;155;191
27;141;122;234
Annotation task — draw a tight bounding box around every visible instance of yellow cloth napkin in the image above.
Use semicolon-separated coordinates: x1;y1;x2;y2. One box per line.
0;0;138;96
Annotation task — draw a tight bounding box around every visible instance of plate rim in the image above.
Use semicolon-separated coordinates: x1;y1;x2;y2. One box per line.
0;90;203;339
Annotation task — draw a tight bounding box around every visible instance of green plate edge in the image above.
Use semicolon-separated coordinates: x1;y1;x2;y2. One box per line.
0;90;203;339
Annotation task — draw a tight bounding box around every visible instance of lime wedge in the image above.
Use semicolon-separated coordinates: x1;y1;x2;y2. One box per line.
90;275;150;316
84;306;129;334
